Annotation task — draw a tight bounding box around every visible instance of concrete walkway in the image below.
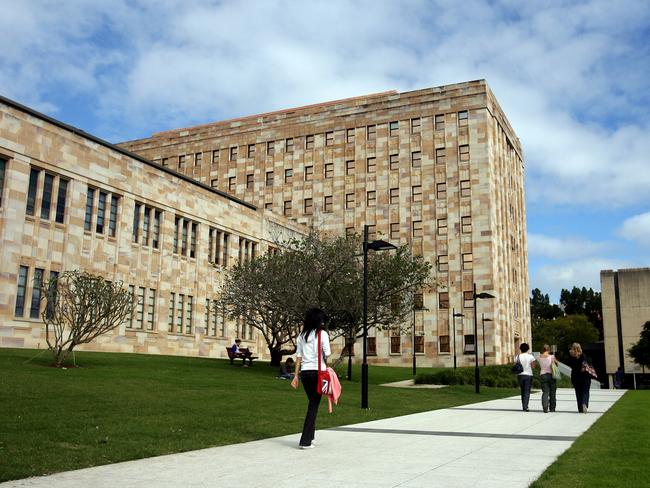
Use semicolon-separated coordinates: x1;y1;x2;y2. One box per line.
3;388;626;488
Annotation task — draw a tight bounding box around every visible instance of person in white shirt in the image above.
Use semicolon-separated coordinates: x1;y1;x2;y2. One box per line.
516;343;536;412
291;308;330;449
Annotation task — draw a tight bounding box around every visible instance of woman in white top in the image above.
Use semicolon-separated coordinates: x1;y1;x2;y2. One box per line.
291;308;330;449
516;343;536;412
538;344;558;413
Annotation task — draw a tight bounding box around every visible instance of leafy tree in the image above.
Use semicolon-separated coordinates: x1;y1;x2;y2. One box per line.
530;288;563;329
628;321;650;369
41;270;134;367
559;286;603;338
532;314;599;361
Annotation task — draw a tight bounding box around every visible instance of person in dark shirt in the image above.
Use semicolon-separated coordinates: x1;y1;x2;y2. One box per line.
279;357;295;379
567;342;591;413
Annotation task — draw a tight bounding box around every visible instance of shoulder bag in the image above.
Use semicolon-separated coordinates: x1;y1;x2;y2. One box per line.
581;360;598;380
551;360;562;380
316;329;332;395
511;354;523;374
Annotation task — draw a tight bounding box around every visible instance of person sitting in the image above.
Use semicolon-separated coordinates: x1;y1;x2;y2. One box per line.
278;357;295;379
231;338;243;355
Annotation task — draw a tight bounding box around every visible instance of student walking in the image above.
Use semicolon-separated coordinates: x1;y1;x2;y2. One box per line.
516;343;536;412
538;344;558;413
567;342;591;413
291;308;331;449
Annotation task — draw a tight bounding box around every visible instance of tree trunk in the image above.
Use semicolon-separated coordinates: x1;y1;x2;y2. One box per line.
269;347;283;367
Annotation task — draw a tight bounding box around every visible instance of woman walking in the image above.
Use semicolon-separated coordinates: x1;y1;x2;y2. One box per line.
567;342;591;413
516;343;536;412
291;308;331;449
538;344;558;413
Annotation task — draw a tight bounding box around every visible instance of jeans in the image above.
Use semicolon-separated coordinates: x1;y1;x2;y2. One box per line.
540;373;557;412
573;376;591;412
299;370;322;446
518;374;533;411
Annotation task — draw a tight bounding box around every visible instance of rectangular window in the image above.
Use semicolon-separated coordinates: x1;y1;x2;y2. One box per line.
285;168;293;183
412;220;422;238
437;255;448;272
228;177;236;192
162;157;169;167
267;141;275;156
325;131;334;146
195;152;202;165
366;125;376;141
389;121;399;137
459;144;470;162
305;135;314;149
460;180;471;197
0;158;6;207
178;155;186;168
30;268;44;319
437;218;448;236
390;188;399;205
26;168;39;216
54;179;68;224
435;114;445;131
367;157;376;173
246;174;254;190
345;193;354;209
190;222;197;258
45;270;59;320
304;165;313;181
152;210;161;248
264;202;272;210
173;216;179;254
127;285;135;328
168;292;175;332
458;110;469;127
283;200;292;217
186;296;193;334
462;253;473;270
324;195;333;212
390;223;400;239
15;265;29;317
367;336;377;356
415;335;424;354
390;329;401;354
181;220;188;256
412;185;422;202
464;334;475;354
346;128;355;143
229;146;238;161
96;191;107;234
389;154;399;171
211;179;218;188
176;294;184;334
367;225;376;241
304;198;313;215
208;228;231;266
285;138;293;153
463;291;474;308
436;147;446;164
266;171;274;186
436;183;447;199
205;298;211;335
212;150;219;164
461;216;472;234
40;173;54;220
84;187;95;231
247;144;255;158
439;292;449;310
136;286;145;329
366;191;376;207
324;163;334;178
345;160;355;175
411;151;421;168
411;118;421;134
439;335;450;353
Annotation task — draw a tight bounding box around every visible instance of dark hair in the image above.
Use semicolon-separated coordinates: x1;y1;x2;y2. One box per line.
520;342;530;353
235;339;241;343
300;308;327;338
285;357;294;363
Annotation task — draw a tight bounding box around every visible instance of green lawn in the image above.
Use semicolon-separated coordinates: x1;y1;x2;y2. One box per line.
531;390;650;488
0;348;516;482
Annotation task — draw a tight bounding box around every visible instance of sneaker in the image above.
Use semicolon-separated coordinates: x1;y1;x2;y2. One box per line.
299;444;314;450
583;405;588;413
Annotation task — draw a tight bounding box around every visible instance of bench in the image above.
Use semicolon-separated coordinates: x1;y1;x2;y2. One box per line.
226;347;258;366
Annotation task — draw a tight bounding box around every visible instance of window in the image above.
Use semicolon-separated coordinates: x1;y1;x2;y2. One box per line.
415;335;424;354
173;216;198;258
462;253;473;270
95;191;107;234
366;125;376;141
40;174;54;220
30;268;44;319
246;174;254;190
195;152;202;165
238;238;257;264
439;292;449;310
267;141;275;156
458;110;469;127
55;178;68;224
304;198;313;215
411;151;421;168
168;292;175;332
228;147;237;161
26;168;39;216
346;128;355;143
85;187;119;236
212;150;219;164
367;157;376;173
15;265;29;317
283;200;292;217
411;118;421;134
84;187;95;231
390;154;399;171
435;114;445;131
178;155;186;168
436;183;447;199
437;218;448;236
390;329;401;354
324;195;333;212
131;286;145;329
437;255;448;272
389;121;399;137
463;291;474;308
390;223;400;239
211;179;218;188
325;131;334;146
367;225;377;241
45;270;58;320
345;226;355;236
162;157;169;167
285;168;293;183
208;227;230;266
186;296;193;334
305;135;314;149
439;335;450;353
367;191;376;207
304;165;313;181
247;144;255;158
345;193;354;209
414;292;424;310
390;188;399;205
25;168;69;223
264;202;273;210
0;158;6;207
436;147;446;164
412;185;422;202
462;216;472;234
228;177;236;192
133;203;161;248
459;145;470;162
464;334;475;354
175;294;184;334
367;337;377;356
346;160;355;175
324;163;334;178
412;220;422;238
266;171;274;186
285;138;293;153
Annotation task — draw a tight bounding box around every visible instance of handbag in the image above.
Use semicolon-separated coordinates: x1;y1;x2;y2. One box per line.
511;355;523;374
581;360;598;380
316;329;331;395
551;361;562;380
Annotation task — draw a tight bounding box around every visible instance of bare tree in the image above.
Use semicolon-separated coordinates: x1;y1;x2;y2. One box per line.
41;270;134;367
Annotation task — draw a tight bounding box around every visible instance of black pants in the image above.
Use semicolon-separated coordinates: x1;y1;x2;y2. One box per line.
573;377;591;412
518;374;533;411
540;373;557;412
299;370;322;446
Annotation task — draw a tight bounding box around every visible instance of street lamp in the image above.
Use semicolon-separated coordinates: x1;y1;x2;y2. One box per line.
473;283;495;393
362;224;397;409
452;309;464;369
481;314;493;366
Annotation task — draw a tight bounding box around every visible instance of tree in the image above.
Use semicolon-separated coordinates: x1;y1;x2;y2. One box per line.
41;270;134;367
559;286;603;339
531;314;599;361
530;288;563;325
628;321;650;369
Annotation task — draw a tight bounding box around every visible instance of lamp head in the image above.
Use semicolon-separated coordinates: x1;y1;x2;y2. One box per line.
368;239;397;252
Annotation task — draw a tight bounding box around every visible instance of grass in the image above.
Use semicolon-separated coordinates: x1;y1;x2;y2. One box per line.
0;348;516;482
531;390;650;488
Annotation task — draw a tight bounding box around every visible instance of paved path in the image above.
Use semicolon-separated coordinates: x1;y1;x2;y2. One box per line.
3;388;626;488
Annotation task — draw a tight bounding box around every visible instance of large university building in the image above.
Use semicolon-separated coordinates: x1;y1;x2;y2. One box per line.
0;79;529;366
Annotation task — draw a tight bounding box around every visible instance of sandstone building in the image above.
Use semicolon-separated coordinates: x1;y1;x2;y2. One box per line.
121;79;530;366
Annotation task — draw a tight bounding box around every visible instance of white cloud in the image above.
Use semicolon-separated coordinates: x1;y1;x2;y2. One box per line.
618;211;650;245
527;233;612;260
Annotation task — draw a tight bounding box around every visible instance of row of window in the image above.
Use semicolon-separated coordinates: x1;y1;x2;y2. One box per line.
156;111;470;169
14;266;56;319
26;168;69;224
375;333;477;356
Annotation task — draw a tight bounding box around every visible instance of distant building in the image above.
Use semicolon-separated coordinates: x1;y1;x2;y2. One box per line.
601;268;650;386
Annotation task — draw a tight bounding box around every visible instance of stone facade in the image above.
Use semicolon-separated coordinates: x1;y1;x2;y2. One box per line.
120;79;530;366
0;96;306;360
601;268;650;385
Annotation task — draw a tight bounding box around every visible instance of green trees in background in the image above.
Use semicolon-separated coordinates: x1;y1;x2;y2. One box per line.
628;321;650;369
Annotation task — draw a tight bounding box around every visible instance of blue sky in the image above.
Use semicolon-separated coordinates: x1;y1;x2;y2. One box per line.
2;0;649;302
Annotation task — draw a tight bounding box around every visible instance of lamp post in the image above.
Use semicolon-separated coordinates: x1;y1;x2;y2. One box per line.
452;309;464;370
362;224;397;409
473;283;495;393
481;314;493;367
